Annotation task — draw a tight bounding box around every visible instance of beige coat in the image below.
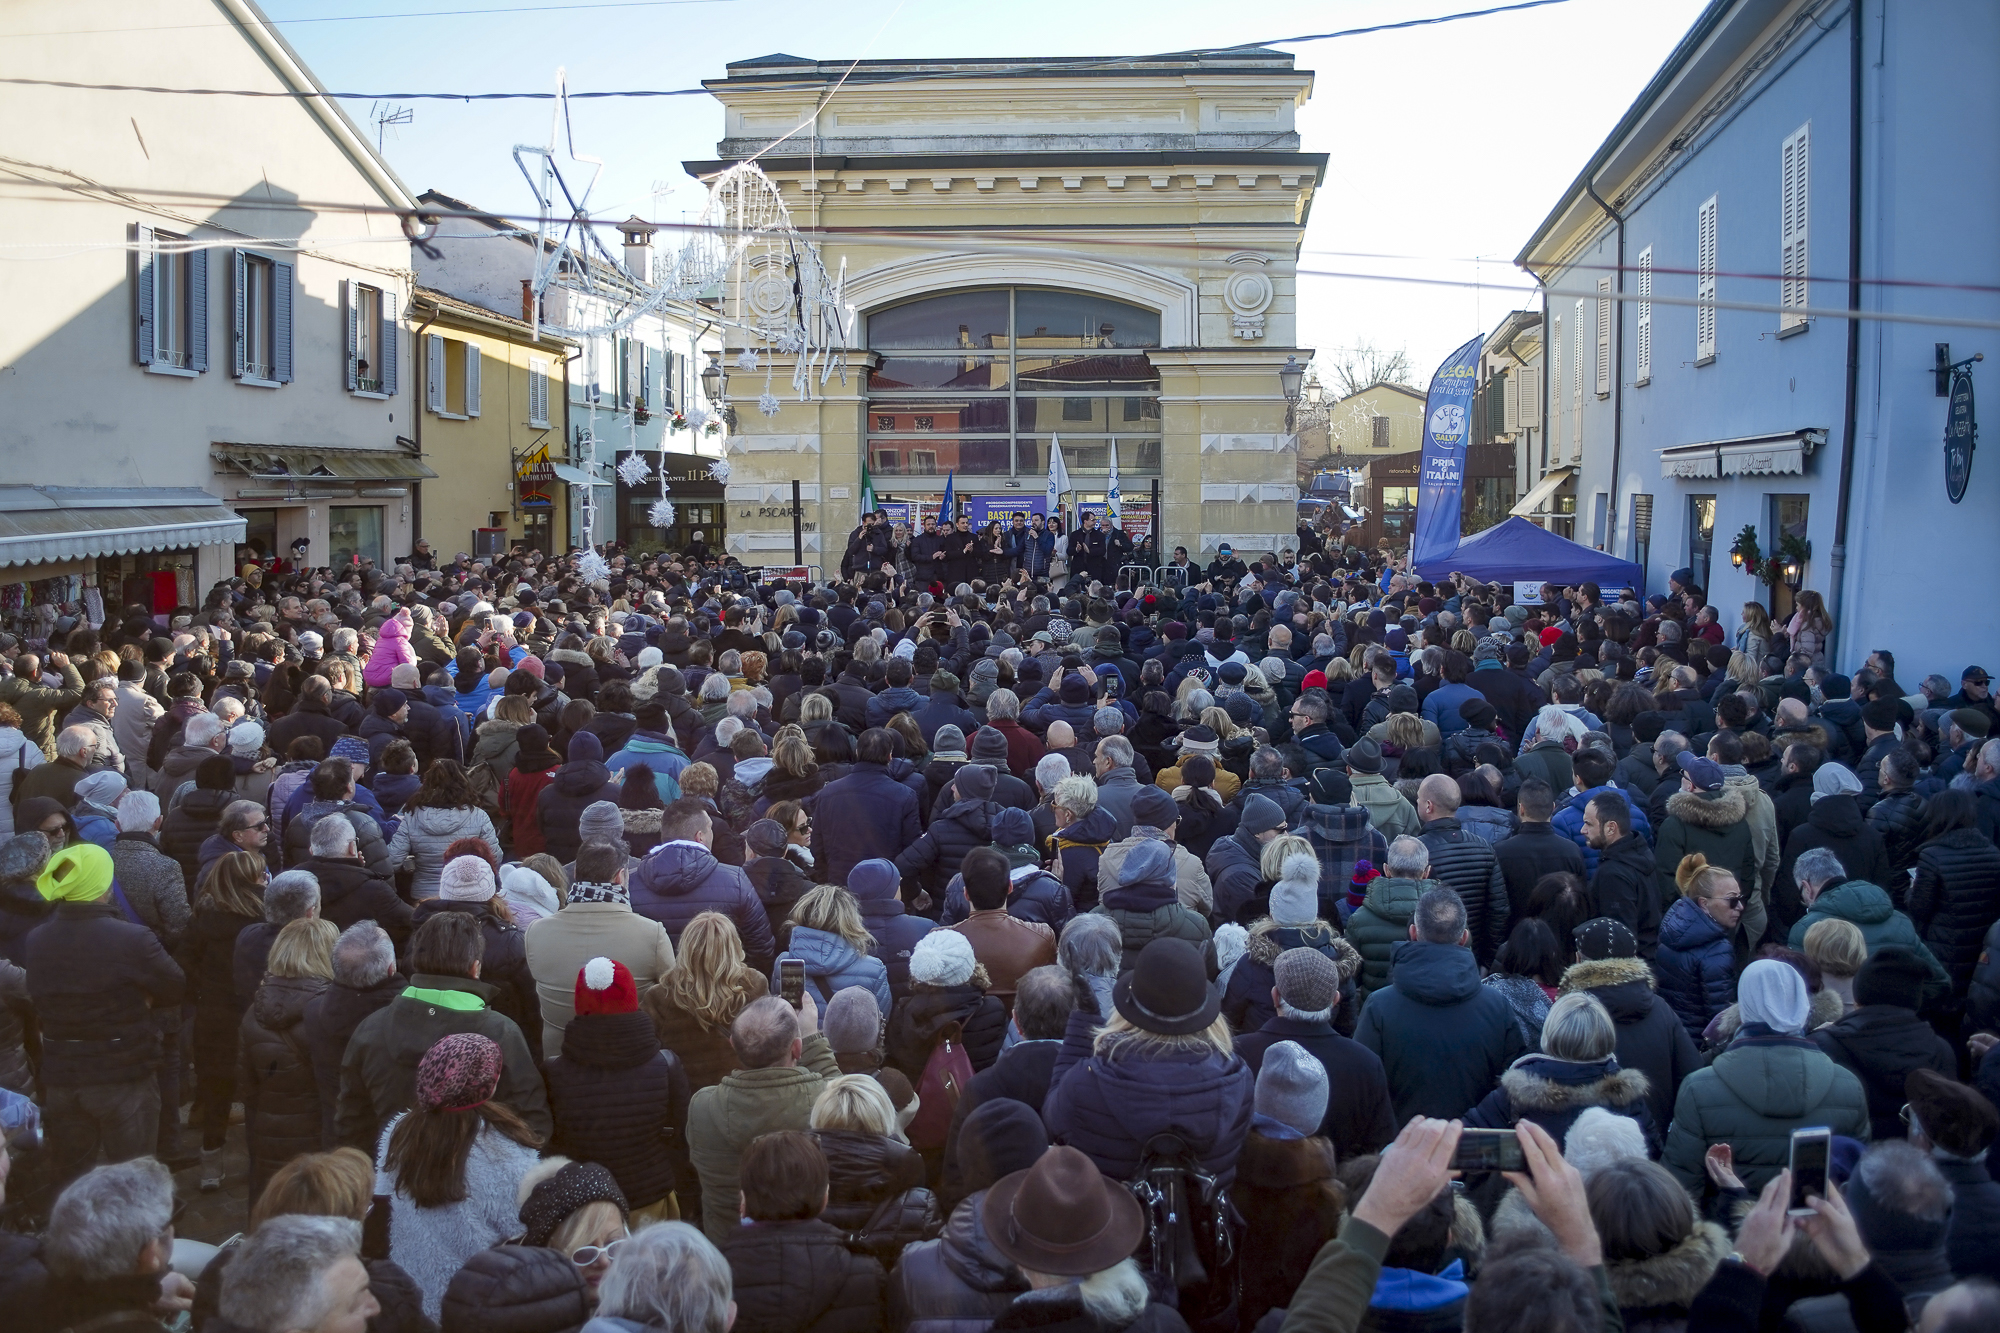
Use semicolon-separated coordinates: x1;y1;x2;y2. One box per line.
523;901;676;1058
1098;830;1214;914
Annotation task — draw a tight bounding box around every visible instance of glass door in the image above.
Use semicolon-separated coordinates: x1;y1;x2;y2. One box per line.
328;506;383;569
1687;494;1716;591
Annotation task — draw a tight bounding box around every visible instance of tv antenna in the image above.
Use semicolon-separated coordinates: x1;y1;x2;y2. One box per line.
370;101;414;154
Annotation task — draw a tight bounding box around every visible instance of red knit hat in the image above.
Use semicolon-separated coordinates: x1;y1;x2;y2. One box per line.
575;957;637;1016
1539;626;1564;647
1301;669;1328;692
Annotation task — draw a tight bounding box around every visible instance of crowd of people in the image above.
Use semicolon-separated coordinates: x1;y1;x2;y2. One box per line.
1;525;1999;1333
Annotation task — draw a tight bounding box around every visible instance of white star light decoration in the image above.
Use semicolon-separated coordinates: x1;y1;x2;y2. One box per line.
616;453;653;487
685;407;711;431
758;392;782;417
736;349;759;371
707;459;731;483
648;499;677;529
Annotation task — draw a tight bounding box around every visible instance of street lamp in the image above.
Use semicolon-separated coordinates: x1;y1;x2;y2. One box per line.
1731;547;1745;569
700;353;722;410
1279;355;1304;429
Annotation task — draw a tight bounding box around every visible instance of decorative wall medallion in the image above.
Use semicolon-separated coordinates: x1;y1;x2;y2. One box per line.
1223;252;1273;341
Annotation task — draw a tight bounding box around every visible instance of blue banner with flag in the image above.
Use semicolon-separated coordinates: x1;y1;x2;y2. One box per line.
937;471;956;526
1412;334;1484;569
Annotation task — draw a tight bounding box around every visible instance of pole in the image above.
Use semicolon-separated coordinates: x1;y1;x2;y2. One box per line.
791;479;803;568
1151;477;1162;569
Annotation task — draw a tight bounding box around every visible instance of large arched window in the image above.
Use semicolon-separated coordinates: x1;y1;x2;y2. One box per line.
865;288;1161;481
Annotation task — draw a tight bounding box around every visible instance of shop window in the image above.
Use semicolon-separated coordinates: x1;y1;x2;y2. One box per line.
329;506;383;569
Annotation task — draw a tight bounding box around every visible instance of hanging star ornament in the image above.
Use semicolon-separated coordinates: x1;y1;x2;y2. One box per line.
616;453;653;487
758;392;782;418
707;458;732;483
648;499;677;529
685;406;711;431
736;349;760;372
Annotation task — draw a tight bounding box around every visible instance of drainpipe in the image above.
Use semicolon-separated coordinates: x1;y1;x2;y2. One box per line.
409;301;440;546
1584;181;1626;556
1829;0;1864;659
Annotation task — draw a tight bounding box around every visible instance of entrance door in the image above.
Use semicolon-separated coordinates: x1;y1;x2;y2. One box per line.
329;506;383;569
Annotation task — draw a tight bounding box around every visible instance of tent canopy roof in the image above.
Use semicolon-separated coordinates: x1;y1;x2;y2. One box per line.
1413;516;1643;591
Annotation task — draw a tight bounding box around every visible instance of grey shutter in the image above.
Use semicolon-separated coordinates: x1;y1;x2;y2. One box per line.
231;250;248;377
272;261;294;383
187;245;209;373
662;348;676;409
343;280;358;390
1635;247;1652;384
1595;276;1612;397
1487;370;1507;437
135;225;156;365
379;291;399;397
1697;197;1718;360
465;343;481;417
426;334;446;413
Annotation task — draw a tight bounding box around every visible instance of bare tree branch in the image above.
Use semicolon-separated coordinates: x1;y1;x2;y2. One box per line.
1320;341;1416;398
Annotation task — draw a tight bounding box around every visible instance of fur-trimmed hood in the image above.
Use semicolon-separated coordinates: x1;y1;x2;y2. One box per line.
547;647;596;668
1243;921;1362;981
1606;1221;1732;1315
1664;785;1749;829
621;808;662;841
1559;956;1655;995
1499;1056;1651;1112
1771;723;1831;753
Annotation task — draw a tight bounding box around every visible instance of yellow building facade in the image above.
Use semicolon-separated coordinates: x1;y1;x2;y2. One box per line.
687;49;1325;568
409;289;578;558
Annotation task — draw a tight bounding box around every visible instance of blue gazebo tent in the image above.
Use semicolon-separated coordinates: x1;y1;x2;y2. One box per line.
1412;516;1644;591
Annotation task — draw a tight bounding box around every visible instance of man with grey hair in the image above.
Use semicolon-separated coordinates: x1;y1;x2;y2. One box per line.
199;796;273;885
937;962;1075;1199
1354;883;1526;1124
15;723;96;807
1343;835;1436;1003
1031;751;1075;847
594;1220;734;1333
295;813;410;942
687;989;837;1241
1233;745;1307;827
1783;1140;1957;1325
1090;734;1142;838
39;1157;192;1328
235;868;320;1006
152;709;229;798
219;1215;377;1333
302;921;404;1142
1787;847;1949;1000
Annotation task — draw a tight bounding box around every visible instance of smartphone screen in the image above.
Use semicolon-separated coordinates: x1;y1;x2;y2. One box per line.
779;959;805;1010
1789;1128;1831;1213
1449;1129;1527;1174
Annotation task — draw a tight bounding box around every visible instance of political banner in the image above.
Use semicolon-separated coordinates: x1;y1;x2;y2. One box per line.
965;495;1046;527
874;501;915;529
1412;333;1484;569
1080;497;1152;540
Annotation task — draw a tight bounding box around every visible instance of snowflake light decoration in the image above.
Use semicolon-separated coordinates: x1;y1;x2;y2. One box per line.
758;392;782;418
575;549;611;584
648;499;677;529
616;453;652;487
707;459;732;483
685;407;711;432
735;349;759;372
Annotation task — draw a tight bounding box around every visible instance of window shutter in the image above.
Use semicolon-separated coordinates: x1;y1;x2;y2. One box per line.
378;291;399;397
1635;247;1653;384
1519;366;1540;431
135;225;156;365
272;261;294;383
426;335;445;412
187;245;209;373
343;279;358;390
1697;196;1718;360
1572;299;1585;454
1503;371;1520;431
1595;276;1612;397
466;343;481;417
661;348;676;410
1487;370;1507;437
1549;315;1562;453
231;250;248;378
1371;415;1389;449
1781;124;1809;327
529;358;549;426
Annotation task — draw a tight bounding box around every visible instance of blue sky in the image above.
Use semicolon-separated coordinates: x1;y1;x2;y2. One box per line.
257;0;1708;381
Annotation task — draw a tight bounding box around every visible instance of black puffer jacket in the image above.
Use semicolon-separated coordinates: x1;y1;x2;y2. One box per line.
1910;828;2000;997
1868;790;1929;883
441;1244;589;1333
546;1009;690;1208
303;975;407;1148
886;983;1008;1078
896;796;1002;901
534;759;620;862
162;786;233;886
887;1192;1030;1333
182;904;261;1078
407;899;541;1053
238;973;330;1196
815;1128;939;1264
23;899;184;1086
720;1218;886;1333
1773;794;1892;933
1556;956;1701;1131
1418;816;1508;967
1812;1005;1955;1140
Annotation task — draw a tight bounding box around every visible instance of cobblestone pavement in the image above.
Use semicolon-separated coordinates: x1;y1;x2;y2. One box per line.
172;1119;254;1246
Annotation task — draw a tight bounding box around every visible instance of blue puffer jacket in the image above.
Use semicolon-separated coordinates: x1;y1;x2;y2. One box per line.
813;762;922;884
628;842;777;972
1655;896;1736;1039
776;925;893;1022
865;686;926;729
1042;1007;1254;1186
1551;784;1654;875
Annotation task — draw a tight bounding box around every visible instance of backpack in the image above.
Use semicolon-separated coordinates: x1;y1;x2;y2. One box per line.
904;1019;972;1153
1128;1132;1242;1331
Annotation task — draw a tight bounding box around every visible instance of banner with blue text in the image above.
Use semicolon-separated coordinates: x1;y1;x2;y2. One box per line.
1412;334;1484;568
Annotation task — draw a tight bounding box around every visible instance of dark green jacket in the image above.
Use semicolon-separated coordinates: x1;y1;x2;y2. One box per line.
1787;880;1949;1006
1342;876;1431;1002
1662;1033;1868;1197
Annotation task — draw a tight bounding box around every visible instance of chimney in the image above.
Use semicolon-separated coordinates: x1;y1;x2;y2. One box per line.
618;216;657;284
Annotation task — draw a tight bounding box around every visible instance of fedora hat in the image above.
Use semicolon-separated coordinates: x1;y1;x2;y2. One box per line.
1113;937;1222;1036
982;1145;1143;1276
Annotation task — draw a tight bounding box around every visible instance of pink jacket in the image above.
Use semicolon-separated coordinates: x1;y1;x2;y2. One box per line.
362;609;417;688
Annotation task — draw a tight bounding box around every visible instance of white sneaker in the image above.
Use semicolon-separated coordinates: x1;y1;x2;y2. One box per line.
199;1147;224;1192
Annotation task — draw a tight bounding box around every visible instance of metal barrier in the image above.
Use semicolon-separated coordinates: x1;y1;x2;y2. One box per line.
1115;564;1155;592
1154;565;1190;590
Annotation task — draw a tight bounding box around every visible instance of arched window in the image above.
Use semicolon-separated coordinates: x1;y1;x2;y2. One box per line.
866;288;1161;480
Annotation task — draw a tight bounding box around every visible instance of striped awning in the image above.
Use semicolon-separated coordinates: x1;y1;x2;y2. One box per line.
0;488;245;567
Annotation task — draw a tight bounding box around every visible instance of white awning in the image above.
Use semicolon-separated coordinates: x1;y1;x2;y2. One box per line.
0;487;244;567
1510;466;1575;516
550;463;600;487
1660;429;1825;480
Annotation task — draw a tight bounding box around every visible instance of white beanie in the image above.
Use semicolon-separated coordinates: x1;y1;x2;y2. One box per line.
438;854;497;903
637;646;664;670
500;864;561;923
909;929;976;987
229;720;265;756
1212;923;1249;989
1563;1106;1649;1177
1737;958;1810;1034
1267;851;1321;927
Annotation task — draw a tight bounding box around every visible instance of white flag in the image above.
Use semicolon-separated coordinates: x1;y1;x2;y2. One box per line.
1047;434;1070;515
1106;440;1122;526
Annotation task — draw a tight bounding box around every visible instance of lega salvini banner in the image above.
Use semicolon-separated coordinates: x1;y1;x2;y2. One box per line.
1412;334;1484;568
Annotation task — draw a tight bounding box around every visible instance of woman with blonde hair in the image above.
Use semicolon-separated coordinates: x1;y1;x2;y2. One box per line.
1466;991;1656;1150
513;1158;631;1305
1736;602;1773;666
1803;917;1867;1016
239;917;337;1197
184;848;267;1189
1043;936;1253;1185
643;910;770;1089
777;884;891;1019
1726;651;1765;689
758;730;824;812
1655;856;1743;1038
811;1074;937;1263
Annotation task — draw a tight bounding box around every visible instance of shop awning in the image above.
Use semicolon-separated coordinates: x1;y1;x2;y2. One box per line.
0;487;245;567
1660;428;1825;480
550;463;601;488
211;445;438;481
1510;466;1575;516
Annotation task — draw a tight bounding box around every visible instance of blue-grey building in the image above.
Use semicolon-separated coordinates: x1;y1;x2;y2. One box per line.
1517;0;1999;677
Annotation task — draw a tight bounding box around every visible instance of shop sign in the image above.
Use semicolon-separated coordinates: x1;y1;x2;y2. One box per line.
517;445;556;486
1946;362;1978;504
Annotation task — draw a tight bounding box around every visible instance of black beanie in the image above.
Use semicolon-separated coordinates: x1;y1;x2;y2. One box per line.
1854;946;1930;1011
